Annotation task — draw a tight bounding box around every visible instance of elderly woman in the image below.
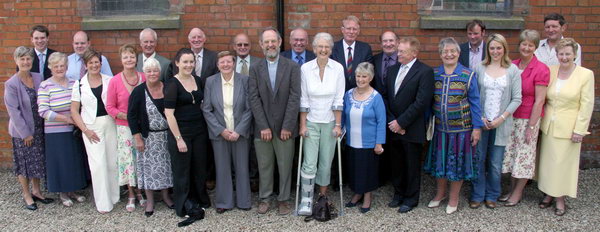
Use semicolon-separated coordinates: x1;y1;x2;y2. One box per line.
106;44;147;212
424;37;483;214
5;46;54;210
538;38;594;216
202;51;253;214
165;48;210;227
470;34;522;209
37;52;87;207
298;32;345;216
71;49;119;213
500;30;550;206
127;57;174;217
342;62;385;214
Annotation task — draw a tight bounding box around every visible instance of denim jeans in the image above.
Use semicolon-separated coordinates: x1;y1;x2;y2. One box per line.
470;129;505;202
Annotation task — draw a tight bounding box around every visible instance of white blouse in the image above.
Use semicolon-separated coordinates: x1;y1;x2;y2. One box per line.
300;58;345;123
483;73;507;121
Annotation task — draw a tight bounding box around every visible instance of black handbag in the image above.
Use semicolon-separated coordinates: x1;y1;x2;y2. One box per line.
304;195;337;222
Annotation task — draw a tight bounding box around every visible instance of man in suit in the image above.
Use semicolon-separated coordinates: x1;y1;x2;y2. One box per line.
371;31;398;94
382;37;434;213
458;19;486;69
233;33;260;76
535;13;582;66
164;27;218;85
136;28;171;81
66;31;113;80
248;27;301;215
29;25;56;79
331;15;373;91
281;28;316;65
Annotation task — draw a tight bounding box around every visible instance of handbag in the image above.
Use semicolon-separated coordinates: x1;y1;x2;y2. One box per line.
304;195;337;222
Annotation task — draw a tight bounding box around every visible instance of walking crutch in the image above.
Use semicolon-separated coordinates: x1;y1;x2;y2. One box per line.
293;136;304;216
336;137;344;216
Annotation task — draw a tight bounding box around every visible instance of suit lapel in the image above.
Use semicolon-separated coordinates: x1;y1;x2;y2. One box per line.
387;64;400;97
335;41;348;70
214;75;224;110
259;60;274;93
396;61;420;96
273;59;285;95
232;73;242;111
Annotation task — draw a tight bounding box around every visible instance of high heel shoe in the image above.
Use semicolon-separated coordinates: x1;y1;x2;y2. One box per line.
504;200;520;207
136;193;147;207
427;197;446;208
32;195;55;204
126;198;136;212
538;198;554;209
554;205;567;216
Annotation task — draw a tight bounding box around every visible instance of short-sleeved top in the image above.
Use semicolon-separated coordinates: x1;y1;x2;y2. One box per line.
512;56;550;119
164;75;206;137
483;73;507;121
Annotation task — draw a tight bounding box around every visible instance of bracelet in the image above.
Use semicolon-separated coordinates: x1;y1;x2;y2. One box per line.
335;124;341;127
175;135;182;140
500;115;506;120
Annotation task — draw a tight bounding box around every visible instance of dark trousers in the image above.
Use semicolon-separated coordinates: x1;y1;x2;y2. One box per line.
169;132;210;217
389;139;422;207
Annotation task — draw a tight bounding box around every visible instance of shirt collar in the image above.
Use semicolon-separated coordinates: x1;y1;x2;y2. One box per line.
294;50;306;58
401;58;417;70
343;40;356;51
143;52;157;60
35;48;48;56
221;73;234;85
469;42;483;53
384;53;397;61
309;58;335;70
267;56;279;65
237;56;249;64
195;48;204;58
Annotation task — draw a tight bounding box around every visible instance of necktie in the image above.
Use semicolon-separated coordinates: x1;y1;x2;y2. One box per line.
79;57;87;79
241;59;249;76
394;65;409;95
38;53;45;76
346;47;353;75
195;54;203;76
383;56;392;81
296;55;304;65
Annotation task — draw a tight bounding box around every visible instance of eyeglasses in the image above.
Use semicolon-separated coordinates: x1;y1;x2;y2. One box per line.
236;43;250;47
442;49;458;55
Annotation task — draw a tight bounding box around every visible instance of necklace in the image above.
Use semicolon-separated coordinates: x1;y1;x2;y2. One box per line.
123;72;139;86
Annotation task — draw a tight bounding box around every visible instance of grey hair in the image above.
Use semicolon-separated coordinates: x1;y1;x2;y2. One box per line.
519;29;541;49
13;46;34;60
355;62;374;78
140;28;158;41
438;37;461;54
143;57;161;73
312;32;334;49
47;52;67;67
342;15;360;27
259;27;282;43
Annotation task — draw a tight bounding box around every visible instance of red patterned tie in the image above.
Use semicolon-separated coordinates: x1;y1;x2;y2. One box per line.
79;58;87;79
346;47;353;75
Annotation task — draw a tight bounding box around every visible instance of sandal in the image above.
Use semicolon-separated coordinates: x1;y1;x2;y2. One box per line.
538;198;554;209
69;193;86;203
60;195;74;207
136;193;147;207
126;197;136;212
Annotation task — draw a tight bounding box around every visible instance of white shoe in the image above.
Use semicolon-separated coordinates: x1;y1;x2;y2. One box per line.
446;205;458;214
427;197;446;208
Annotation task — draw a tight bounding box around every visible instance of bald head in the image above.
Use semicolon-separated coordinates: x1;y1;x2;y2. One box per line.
289;28;309;54
73;31;90;56
188;28;207;53
233;33;251;58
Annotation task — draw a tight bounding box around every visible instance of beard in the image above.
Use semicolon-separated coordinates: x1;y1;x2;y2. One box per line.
263;48;279;59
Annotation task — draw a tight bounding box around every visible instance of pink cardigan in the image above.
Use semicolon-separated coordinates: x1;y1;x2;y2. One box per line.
106;71;146;126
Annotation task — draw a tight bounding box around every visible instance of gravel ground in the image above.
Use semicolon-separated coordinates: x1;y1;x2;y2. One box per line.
1;168;600;231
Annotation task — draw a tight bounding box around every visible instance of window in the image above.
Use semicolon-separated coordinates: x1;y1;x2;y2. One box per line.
78;0;183;30
90;0;170;16
427;0;513;17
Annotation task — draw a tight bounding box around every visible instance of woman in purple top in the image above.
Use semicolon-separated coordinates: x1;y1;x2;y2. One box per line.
4;46;54;210
501;30;549;206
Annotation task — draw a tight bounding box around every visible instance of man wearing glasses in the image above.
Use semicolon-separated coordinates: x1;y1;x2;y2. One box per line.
233;33;261;76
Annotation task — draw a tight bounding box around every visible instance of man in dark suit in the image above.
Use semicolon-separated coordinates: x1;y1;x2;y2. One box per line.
164;27;218;85
382;37;434;213
29;25;55;79
458;19;486;69
233;33;261;76
281;28;316;65
330;15;373;91
371;31;398;94
249;27;301;215
136;28;171;81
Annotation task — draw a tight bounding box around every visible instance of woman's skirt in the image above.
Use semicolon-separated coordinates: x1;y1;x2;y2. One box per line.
346;146;379;194
45;132;87;192
424;129;477;181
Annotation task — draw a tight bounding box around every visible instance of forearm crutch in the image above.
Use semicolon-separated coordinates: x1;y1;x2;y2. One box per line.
293;136;304;216
337;137;344;216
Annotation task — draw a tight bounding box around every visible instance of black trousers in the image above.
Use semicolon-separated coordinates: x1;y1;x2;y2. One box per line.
389;139;422;207
169;132;211;217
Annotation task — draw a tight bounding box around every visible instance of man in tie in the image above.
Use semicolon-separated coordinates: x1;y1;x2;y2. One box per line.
458;20;486;69
136;28;171;81
371;31;398;94
248;27;301;215
233;33;261;76
382;37;434;213
66;31;113;80
28;25;56;80
281;28;316;66
165;27;218;84
535;13;582;66
331;15;373;91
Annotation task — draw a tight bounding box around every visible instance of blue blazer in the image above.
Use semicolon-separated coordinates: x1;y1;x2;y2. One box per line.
281;50;316;63
330;40;373;91
458;42;486;69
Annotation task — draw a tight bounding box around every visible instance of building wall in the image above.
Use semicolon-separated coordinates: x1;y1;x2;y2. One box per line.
0;0;598;168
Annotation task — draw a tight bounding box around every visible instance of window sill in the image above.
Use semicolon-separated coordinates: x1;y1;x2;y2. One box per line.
419;16;524;30
81;14;180;31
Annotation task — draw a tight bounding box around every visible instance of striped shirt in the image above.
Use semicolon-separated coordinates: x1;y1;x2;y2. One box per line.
37;78;76;133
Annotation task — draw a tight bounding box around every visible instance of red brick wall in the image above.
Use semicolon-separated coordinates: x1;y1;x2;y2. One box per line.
0;0;598;168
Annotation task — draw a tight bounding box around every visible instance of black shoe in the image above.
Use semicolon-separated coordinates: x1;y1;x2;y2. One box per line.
398;205;414;213
345;197;363;208
360;206;371;213
32;195;54;204
166;203;175;209
25;202;38;211
177;216;201;227
145;211;154;217
388;196;402;208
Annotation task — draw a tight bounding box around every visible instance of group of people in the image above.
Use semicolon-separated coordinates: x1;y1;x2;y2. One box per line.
4;12;594;227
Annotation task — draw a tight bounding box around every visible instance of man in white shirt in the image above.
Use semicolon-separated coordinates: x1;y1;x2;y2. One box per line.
232;33;260;76
535;13;582;66
136;28;171;81
66;31;113;80
165;28;218;83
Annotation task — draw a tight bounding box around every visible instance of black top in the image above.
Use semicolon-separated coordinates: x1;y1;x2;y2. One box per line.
92;85;108;117
128;83;166;138
163;75;206;137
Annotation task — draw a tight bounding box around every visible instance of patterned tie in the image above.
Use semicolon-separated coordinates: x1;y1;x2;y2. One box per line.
296;55;304;65
383;56;391;81
241;59;249;76
195;54;203;76
394;65;409;95
79;57;87;79
38;53;45;76
346;47;353;75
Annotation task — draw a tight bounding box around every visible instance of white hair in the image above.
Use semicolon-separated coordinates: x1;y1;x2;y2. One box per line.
143;57;161;72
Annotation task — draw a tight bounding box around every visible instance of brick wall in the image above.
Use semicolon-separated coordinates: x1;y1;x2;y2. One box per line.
0;0;598;168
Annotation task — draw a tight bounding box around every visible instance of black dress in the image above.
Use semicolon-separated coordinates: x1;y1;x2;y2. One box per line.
164;75;210;217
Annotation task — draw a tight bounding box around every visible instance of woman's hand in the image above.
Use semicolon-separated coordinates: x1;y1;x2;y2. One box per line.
23;136;34;147
176;138;188;153
134;135;145;152
374;144;384;155
471;129;481;147
524;126;534;144
571;133;584;143
299;125;308;138
332;125;342;138
117;112;127;120
84;129;101;144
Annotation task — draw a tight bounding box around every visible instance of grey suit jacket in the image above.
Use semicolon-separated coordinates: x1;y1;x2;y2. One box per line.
202;72;253;140
248;56;301;138
136;53;171;81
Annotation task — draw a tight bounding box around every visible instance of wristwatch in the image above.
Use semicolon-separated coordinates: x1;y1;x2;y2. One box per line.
175;135;182;140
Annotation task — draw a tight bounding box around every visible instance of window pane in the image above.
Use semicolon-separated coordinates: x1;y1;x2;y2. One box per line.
91;0;169;16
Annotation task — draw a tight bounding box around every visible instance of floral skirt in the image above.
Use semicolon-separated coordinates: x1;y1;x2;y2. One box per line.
116;125;137;187
502;118;540;179
424;129;478;181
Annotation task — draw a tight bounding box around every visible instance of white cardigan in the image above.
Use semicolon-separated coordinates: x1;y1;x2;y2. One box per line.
71;73;113;124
